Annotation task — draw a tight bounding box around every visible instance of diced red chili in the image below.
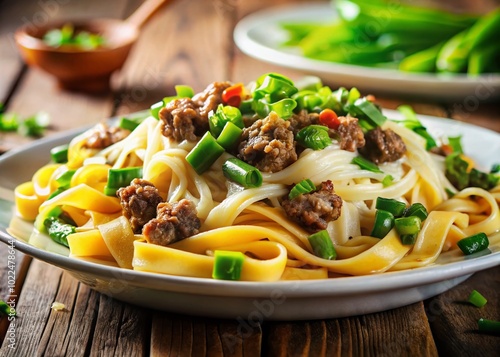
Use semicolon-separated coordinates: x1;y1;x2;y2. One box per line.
222;83;244;108
319;108;340;130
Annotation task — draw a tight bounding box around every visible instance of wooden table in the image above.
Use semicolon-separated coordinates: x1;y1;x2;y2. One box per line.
1;0;499;355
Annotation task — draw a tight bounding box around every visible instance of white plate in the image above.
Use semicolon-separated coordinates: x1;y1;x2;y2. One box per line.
1;111;499;320
234;2;500;100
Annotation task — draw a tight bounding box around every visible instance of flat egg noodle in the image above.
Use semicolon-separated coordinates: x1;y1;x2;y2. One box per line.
166;224;411;275
14;182;46;220
203;184;289;229
433;187;500;237
390;211;469;270
38;184;121;216
133;238;288;281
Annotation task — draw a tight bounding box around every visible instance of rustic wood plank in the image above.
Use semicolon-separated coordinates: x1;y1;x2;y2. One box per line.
114;303;150;357
0;69;115;152
114;0;236;119
0;245;31;345
57;282;100;356
0;259;63;356
88;293;150;357
0;0;31;103
425;265;500;357
264;303;438;356
36;271;80;356
150;313;263;356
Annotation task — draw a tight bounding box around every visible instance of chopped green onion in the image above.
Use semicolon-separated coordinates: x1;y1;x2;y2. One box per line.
382;175;394;187
17;111;50;137
104;167;142;196
445;152;500;192
371;210;395;239
55;169;76;188
0;112;19;131
295;125;332;150
209;104;243;138
292;90;323;111
44;216;75;247
394;216;422;236
308;230;336;260
400;234;417;245
347;87;361;105
468;290;487;307
216;121;242;151
448;135;463;154
404;202;428;221
35;205;63;232
212;250;245;280
150;101;164;119
254;73;298;100
252;73;298;119
43;23;104;49
351;156;383;173
457;232;489;255
375;197;406;218
48;187;67;200
413;127;438;150
252;97;297;119
292;85;333;112
469;168;499;191
174;85;195;98
186;132;225;175
396;105;437;150
118;112;148;131
491;163;500;173
0;300;15;317
162;85;196;106
222;158;262;188
289;179;316;200
478;318;500;335
118;117;140;131
329;87;349;114
445;188;456;198
351;98;386;127
445;152;470;190
50;144;69;163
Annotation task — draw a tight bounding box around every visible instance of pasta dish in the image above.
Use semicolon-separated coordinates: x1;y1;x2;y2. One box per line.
11;73;500;281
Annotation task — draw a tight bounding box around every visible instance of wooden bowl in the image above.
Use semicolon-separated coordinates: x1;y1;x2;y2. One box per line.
14;19;139;93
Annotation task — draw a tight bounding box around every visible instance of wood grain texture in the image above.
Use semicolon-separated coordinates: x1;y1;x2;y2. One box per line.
0;259;63;356
0;246;30;345
114;0;237;120
425;266;500;357
264;303;438;357
150;313;262;357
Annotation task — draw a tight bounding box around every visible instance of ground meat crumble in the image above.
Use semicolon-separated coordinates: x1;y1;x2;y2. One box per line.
238;111;298;173
281;180;343;232
117;178;164;233
159;81;231;142
143;199;201;246
359;127;406;164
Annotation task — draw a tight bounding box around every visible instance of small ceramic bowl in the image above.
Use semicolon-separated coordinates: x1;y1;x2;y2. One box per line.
15;19;138;93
